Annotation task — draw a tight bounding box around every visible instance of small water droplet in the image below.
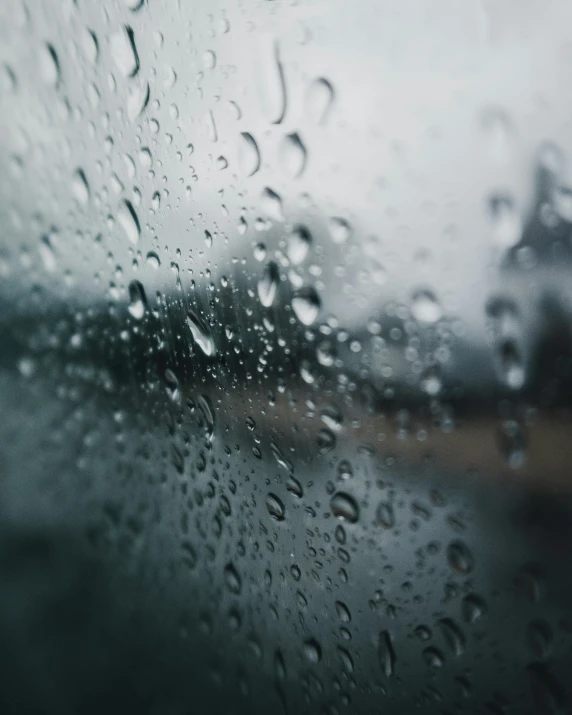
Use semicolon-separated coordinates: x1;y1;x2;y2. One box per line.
438;619;465;657
111;25;139;77
118;200;140;244
72;169;90;205
203;50;216;69
305;77;334;125
317;427;336;454
462;594;487;624
224;563;242;594
266;493;285;521
488;193;521;247
261;187;283;221
329;217;351;244
287;225;311;265
423;647;444;669
258;261;280;308
279;132;306;178
82;29;99;65
447;540;474;575
187;310;216;357
292;286;320;325
303;639;321;664
146;251;160;269
40;44;60;87
256;34;286;124
411;289;442;324
376;502;395;529
127;279;146;319
238;132;260;177
286;475;303;498
335;601;351;623
330;492;359;523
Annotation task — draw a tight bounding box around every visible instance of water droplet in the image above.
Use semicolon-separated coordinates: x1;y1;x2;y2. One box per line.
328;217;351;244
447;540;474;575
279;133;306;178
203;50;216;69
486;297;525;390
216;155;228;170
423;647;444;669
238;132;260;177
111;25;139;77
261;187;283;221
82;29;99;65
411;289;442;324
414;625;432;642
305;78;334;125
127;81;150;121
127;279;146;319
438;619;465;657
256;34;286;124
488;193;521;247
420;364;442;396
118;200;140;244
187;310;216;357
378;631;396;677
224;563;242;594
266;493;285;521
287;225;311;265
291;286;320;325
40;44;60;87
258;261;280;308
338;647;353;673
204;110;218;142
317;427;336;454
462;594;487;624
197;395;215;439
124;0;144;9
330;492;359;523
303;639;321;664
164;369;180;402
146;251;160;269
286;475;303;498
376;502;395;529
527;664;564;714
72;169;90;205
335;601;351;623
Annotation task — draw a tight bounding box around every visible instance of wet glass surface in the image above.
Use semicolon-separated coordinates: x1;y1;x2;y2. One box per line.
1;0;572;713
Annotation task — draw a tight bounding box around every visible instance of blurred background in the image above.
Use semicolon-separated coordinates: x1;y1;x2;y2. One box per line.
1;0;572;712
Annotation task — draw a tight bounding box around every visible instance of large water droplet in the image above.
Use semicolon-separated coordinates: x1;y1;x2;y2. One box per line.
423;647;444;669
127;279;146;319
187;310;216;357
118;199;140;244
305;78;334;125
462;594;487;624
330;492;359;523
238;132;260;177
411;289;442;324
127;81;150;121
291;286;320;325
279;133;306;178
111;25;139;77
266;493;285;521
287;225;311;265
258;261;279;308
256;34;286;124
378;631;396;677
